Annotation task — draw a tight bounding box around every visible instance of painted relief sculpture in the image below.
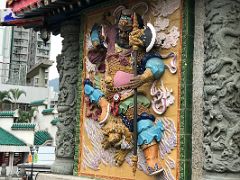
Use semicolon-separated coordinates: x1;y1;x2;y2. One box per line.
82;1;180;179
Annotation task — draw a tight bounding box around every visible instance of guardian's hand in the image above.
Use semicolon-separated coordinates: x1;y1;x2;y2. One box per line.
118;68;154;89
129;29;144;50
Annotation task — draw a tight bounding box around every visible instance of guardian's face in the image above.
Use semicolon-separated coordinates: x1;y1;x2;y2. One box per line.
118;29;130;40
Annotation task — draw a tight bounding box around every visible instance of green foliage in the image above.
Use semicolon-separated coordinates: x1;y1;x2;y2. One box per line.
18;108;35;123
18;111;30;123
7;88;26;103
6;89;26;110
0;91;9;110
0;91;9;103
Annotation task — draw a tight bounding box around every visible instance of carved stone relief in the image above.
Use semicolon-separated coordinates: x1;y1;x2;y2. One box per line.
51;20;80;174
203;0;240;173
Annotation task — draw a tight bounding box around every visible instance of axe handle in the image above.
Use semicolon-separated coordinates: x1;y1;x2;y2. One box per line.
133;50;138;156
130;12;139;173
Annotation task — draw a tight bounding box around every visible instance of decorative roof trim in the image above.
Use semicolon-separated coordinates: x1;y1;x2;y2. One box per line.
30;99;47;106
0;111;15;117
7;0;40;13
3;0;108;35
42;108;53;115
50;117;60;126
34;130;53;145
11;123;36;130
42;108;57;115
0;16;44;27
50;117;59;125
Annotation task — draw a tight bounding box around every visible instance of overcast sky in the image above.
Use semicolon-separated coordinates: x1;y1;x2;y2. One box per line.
0;1;4;9
0;0;62;80
49;35;62;80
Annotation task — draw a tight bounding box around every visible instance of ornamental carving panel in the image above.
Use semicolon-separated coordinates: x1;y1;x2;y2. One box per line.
203;0;240;172
77;0;183;179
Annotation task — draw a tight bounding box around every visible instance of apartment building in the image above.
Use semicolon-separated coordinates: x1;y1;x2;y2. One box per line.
9;27;29;85
27;28;52;87
0;25;12;84
2;26;52;87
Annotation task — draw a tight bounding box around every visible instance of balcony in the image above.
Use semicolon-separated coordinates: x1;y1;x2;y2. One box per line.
13;42;28;47
27;59;53;79
13;34;29;40
13;48;28;55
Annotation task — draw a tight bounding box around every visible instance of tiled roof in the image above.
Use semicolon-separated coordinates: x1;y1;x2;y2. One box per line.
42;108;54;115
34;131;52;145
6;0;106;14
0;127;26;146
30;99;46;106
51;117;59;126
4;0;108;35
0;111;15;117
11;123;35;130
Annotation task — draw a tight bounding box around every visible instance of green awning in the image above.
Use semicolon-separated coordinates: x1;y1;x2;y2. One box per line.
30;99;47;106
42;108;54;115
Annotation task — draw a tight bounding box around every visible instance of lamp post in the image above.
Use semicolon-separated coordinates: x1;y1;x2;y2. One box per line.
29;145;39;180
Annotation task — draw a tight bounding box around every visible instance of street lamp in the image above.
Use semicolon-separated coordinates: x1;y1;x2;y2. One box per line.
29;145;39;180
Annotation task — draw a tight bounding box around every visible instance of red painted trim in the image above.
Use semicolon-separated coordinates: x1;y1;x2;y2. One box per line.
2;16;44;26
9;0;40;13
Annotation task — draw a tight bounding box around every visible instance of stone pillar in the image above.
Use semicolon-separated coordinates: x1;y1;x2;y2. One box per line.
192;0;204;179
203;0;240;179
51;20;80;175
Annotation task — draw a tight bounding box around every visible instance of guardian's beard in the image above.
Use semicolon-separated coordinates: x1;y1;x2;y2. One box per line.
117;30;131;49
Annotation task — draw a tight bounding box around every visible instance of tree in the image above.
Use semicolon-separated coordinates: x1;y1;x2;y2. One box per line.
18;108;36;123
6;89;26;110
0;91;9;111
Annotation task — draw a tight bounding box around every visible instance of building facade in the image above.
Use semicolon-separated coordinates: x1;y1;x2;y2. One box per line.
0;102;58;177
9;27;51;87
0;26;12;84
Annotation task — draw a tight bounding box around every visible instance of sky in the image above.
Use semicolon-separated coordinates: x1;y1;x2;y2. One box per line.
49;35;62;80
0;1;4;9
0;0;62;80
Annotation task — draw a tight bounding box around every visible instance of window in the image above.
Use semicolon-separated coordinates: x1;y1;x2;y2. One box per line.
34;77;39;86
13;153;24;166
45;72;48;79
0;153;9;166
